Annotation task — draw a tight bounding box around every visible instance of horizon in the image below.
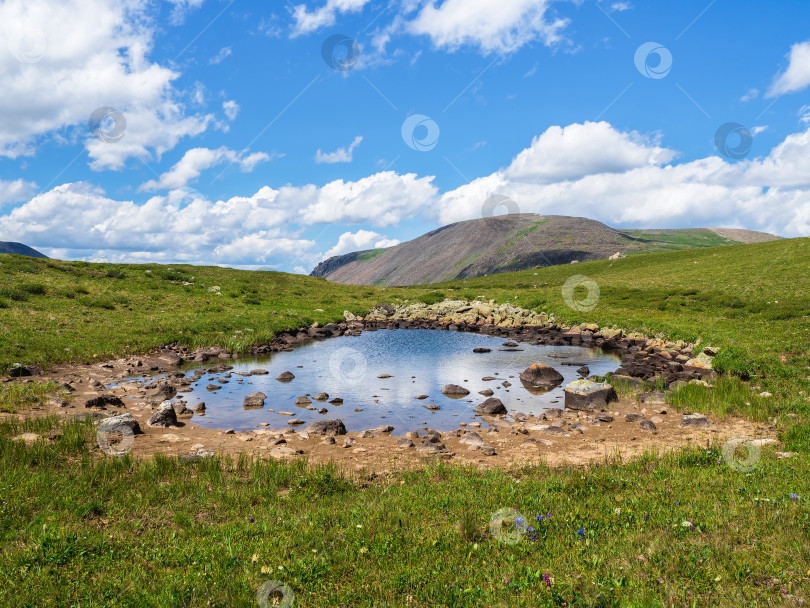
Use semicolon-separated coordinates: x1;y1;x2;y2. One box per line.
1;0;809;273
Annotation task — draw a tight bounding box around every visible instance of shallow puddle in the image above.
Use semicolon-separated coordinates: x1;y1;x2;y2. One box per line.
123;329;622;435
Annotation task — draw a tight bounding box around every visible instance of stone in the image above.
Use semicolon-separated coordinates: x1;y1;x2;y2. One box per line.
459;432;485;446
478;389;494;397
147;402;179;428
639;420;657;432
275;371;295;381
596;413;614;423
482;376;497;381
243;392;266;408
270;447;300;459
473;397;507;415
441;384;470;396
295;396;312;406
322;436;336;445
98;412;141;436
288;419;305;426
357;430;374;438
206;384;221;391
577;366;590;376
373;425;394;433
424;403;440;411
172;401;193;416
473;347;491;353
542;426;570;437
608;251;626;260
149;384;177;402
277;411;294;416
625;413;646;422
9;364;41;377
564;379;618;412
543;408;564;419
329;398;344;405
680;413;710;428
519;363;564;389
317;408;328;414
193;402;206;413
397;438;415;448
306;419;347;436
378;374;392;379
503;341;518;347
416;395;429;400
251;369;270;375
313;392;329;401
685;352;713;370
85;394;125;409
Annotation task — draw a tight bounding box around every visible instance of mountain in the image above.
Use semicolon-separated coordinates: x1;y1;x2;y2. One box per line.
0;242;48;258
310;214;780;286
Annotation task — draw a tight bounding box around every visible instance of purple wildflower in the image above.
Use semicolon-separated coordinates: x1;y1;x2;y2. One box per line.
791;493;799;500
543;573;552;587
249;517;255;523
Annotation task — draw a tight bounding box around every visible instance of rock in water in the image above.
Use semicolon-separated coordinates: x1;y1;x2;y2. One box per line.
306;419;347;436
563;379;618;411
276;371;295;381
147;402;179;428
519;363;564;388
243;392;266;408
473;397;507;415
441;384;470;396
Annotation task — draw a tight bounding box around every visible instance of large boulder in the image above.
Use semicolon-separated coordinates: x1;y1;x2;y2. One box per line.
147;402;179;428
306;419;347;436
9;364;41;377
441;384;470;396
473;397;507;415
519;363;564;389
98;413;141;435
243;392;266;408
563;379;618;412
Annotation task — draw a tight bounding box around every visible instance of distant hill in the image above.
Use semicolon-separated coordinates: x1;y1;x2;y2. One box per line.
0;242;47;259
310;214;780;286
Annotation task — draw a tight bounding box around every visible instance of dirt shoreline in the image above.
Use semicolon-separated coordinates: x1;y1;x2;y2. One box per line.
4;313;785;473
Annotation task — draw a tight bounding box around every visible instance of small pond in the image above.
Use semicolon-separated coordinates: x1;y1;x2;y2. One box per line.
131;329;622;435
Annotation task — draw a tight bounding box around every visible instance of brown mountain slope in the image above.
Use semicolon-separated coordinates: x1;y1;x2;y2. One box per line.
310;214;780;286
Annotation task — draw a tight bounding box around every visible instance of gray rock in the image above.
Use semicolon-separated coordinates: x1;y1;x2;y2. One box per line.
680;413;710;428
98;413;141;435
478;389;494;397
424;403;441;411
306;419;347;436
275;371;294;381
416;395;429;400
441;384;470;396
372;425;394;433
295;396;312;406
473;347;491;353
313;392;329;401
519;363;564;388
564;379;618;412
577;366;590;376
625;413;646;422
473;397;507;415
288;419;305;426
193;402;206;413
459;431;485;446
640;420;657;432
243;392;266;408
329;398;344;405
322;436;336;445
147;402;179;428
543;408;564;419
542;426;570;437
206;384;221;391
270;447;300;459
397;438;415;448
596;413;614;423
85;394;125;409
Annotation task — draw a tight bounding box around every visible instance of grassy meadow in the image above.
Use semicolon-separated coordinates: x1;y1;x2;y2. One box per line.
1;238;809;606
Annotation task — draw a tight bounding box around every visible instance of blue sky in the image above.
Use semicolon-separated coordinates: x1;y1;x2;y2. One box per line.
1;0;810;272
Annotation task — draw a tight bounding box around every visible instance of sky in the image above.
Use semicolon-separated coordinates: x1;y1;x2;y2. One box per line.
1;0;810;273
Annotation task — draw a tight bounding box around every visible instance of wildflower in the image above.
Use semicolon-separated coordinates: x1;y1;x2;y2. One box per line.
543;573;552;587
356;524;363;528
675;501;680;506
249;517;255;523
547;513;552;519
251;554;258;563
514;517;525;527
577;527;585;537
791;493;799;500
645;515;650;522
359;547;368;554
278;566;284;571
260;566;272;574
505;578;510;585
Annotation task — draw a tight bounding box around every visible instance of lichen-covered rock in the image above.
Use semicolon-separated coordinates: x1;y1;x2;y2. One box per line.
563;379;618;411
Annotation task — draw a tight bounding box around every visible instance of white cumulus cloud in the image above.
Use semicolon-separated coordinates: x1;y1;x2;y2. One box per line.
315;136;363;164
139;147;271;191
290;0;372;36
768;40;810;97
324;229;399;258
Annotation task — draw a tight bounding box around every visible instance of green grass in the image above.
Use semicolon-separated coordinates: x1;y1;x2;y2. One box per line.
357;248;388;262
0;416;808;607
2;239;810;605
622;229;735;251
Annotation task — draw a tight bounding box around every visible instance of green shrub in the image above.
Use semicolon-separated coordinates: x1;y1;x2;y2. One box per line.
712;345;755;379
417;291;445;305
